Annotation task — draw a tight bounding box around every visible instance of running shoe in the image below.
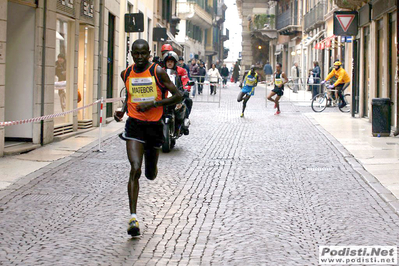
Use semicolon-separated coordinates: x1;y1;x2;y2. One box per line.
127;217;140;237
240;113;244;118
274;111;281;115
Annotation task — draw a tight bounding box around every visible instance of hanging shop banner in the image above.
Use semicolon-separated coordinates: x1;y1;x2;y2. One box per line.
333;11;358;36
125;13;144;33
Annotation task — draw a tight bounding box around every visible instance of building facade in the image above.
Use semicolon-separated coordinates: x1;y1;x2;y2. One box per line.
237;0;277;76
0;0;123;157
176;0;228;66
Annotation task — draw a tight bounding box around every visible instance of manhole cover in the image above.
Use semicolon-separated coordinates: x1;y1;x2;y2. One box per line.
306;167;332;171
23;194;76;202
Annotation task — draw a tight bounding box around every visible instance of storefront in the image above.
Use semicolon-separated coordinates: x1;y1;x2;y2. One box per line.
54;0;96;135
357;0;397;129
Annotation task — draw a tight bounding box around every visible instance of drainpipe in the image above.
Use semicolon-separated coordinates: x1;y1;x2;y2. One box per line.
97;0;104;126
40;0;47;146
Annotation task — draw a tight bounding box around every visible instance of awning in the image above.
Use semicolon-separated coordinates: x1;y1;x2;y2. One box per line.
304;30;325;46
318;35;336;50
166;31;183;55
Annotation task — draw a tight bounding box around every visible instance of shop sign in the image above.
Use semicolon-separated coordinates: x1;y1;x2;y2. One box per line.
57;0;75;17
341;36;352;43
334;11;358;36
81;0;94;19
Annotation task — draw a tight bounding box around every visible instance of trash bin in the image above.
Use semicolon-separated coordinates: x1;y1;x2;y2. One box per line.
372;98;391;137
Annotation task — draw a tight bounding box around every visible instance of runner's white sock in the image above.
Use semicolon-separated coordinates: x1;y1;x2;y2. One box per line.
131;213;137;219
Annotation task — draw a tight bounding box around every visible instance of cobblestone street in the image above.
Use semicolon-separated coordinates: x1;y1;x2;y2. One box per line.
1;84;399;265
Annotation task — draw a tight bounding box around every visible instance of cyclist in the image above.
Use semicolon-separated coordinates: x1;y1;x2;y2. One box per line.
237;65;259;117
322;61;350;108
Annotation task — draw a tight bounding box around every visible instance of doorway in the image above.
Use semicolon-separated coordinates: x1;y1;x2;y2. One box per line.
106;13;115;118
5;2;35;142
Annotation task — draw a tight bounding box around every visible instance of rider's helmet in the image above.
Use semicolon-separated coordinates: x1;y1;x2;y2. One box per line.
334;61;342;67
163;51;179;69
161;44;173;55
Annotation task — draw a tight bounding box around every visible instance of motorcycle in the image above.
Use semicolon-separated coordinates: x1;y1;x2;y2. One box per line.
162;69;194;153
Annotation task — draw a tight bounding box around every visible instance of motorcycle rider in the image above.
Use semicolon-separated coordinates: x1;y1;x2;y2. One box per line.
162;51;192;134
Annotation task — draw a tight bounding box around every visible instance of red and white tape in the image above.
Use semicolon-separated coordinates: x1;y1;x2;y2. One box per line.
0;97;123;127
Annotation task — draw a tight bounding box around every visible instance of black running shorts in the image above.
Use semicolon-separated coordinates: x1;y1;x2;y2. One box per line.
272;86;284;96
121;117;164;148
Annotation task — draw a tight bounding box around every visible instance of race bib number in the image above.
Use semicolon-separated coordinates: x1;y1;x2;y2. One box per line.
246;77;257;86
128;77;157;103
275;78;283;85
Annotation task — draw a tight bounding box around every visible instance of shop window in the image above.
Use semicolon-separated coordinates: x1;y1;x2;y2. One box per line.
377;19;384;98
78;25;94;124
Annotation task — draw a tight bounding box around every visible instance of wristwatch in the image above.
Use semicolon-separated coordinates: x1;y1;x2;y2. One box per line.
153;100;159;108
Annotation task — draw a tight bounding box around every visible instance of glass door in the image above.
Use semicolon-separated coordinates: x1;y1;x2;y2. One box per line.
106;13;115;118
377;19;384;98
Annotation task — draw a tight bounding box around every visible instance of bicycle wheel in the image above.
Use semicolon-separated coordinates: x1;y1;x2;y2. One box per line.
311;93;328;112
339;94;351;113
286;80;293;90
120;87;127;103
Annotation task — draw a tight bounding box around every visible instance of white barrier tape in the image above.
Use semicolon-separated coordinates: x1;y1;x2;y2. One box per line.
0;99;101;127
103;97;124;103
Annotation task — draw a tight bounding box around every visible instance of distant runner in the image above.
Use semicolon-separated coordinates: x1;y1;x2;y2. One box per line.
237;65;259;117
114;39;182;237
267;63;287;115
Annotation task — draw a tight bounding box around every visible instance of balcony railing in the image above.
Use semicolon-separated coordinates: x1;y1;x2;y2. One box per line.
276;9;299;31
304;1;327;32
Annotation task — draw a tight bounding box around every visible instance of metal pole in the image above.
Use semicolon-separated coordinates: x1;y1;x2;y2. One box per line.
97;97;104;152
218;82;221;108
97;0;104;127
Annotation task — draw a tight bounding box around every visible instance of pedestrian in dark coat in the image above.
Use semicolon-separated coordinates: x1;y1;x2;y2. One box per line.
232;62;240;83
312;61;321;98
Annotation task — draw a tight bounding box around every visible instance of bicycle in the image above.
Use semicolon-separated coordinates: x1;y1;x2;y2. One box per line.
285;78;302;92
311;83;351;113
